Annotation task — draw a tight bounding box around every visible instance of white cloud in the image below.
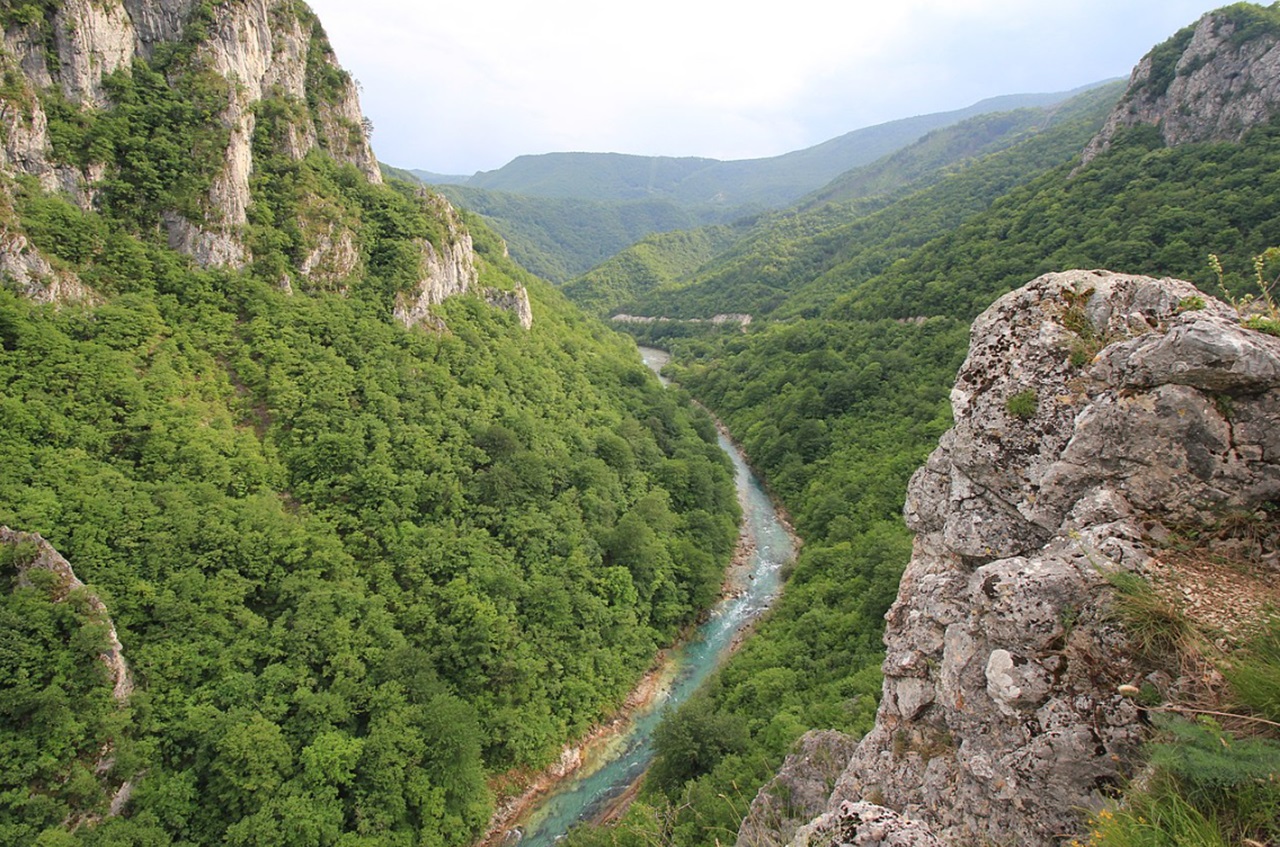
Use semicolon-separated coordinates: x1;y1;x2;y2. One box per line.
308;0;1221;173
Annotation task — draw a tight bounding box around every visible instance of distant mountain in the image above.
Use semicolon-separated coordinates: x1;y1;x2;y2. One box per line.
438;84;1113;210
391;85;1115;285
568;82;1123;319
429;185;737;283
408;168;472;185
798;97;1111;209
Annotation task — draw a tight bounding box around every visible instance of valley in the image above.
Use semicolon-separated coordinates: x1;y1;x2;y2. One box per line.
1;2;1279;847
489;345;795;847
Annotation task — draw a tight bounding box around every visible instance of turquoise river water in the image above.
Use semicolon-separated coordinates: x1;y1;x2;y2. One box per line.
506;345;796;847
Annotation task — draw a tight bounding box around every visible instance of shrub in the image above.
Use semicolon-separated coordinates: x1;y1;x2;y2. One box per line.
1102;570;1192;659
1005;389;1038;419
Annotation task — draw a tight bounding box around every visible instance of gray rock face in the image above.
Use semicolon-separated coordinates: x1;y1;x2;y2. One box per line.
0;0;381;274
1;1;526;327
483;286;534;331
1082;10;1280;164
0;177;97;302
792;803;942;847
738;731;860;847
777;271;1280;847
392;195;535;331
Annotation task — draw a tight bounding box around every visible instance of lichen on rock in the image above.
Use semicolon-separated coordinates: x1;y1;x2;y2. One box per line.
778;270;1280;847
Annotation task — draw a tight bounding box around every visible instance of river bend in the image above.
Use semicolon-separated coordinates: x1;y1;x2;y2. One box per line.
506;346;795;847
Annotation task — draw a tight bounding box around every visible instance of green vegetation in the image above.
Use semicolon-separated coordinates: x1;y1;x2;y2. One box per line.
417;88;1108;289
433;184;734;283
0;207;738;846
829;119;1280;323
40;59;231;228
458;88;1098;211
566;12;1280;846
1005;389;1039;419
565;317;964;847
799;105;1074;209
0;17;741;845
1134;23;1198;99
8;4;1280;846
0;567;126;843
599;84;1121;322
1213;1;1280;45
1209;248;1280;335
1103;571;1194;659
1078;618;1280;847
563;225;743;316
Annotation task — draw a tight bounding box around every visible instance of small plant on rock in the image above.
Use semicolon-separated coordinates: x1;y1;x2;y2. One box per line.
1005;389;1038;420
1177;294;1206;313
1102;570;1193;659
1209;250;1280;336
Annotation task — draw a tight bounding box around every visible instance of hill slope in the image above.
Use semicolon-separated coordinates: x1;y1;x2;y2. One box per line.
431;185;735;283
574;81;1122;320
562;7;1280;847
457;87;1106;209
0;2;740;845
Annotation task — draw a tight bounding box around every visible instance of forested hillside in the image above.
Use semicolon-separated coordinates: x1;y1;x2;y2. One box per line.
0;2;739;845
563;6;1280;846
447;87;1099;208
583;81;1123;321
429;186;733;283
402;88;1105;290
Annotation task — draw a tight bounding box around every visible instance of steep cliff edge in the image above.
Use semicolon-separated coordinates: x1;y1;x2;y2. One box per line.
2;0;378;266
1082;5;1280;164
755;271;1280;846
0;0;532;325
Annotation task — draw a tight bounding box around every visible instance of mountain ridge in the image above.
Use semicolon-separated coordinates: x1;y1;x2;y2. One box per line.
402;83;1114;209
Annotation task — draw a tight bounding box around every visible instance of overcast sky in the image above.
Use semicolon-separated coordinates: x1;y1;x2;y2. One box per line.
306;0;1222;175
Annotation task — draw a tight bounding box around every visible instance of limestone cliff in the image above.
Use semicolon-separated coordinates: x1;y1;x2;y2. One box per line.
756;271;1280;846
0;0;380;271
393;193;534;330
0;0;532;328
1082;6;1280;164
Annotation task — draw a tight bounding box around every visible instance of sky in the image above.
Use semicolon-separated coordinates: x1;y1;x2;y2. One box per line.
306;0;1224;176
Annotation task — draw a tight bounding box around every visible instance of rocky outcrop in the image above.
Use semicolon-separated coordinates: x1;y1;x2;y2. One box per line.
393;230;480;328
1;526;133;708
737;731;859;847
1;526;136;821
297;211;362;291
0;1;523;327
483;285;534;330
0;0;381;272
0;226;96;304
1082;9;1280;164
390;195;534;330
776;270;1280;846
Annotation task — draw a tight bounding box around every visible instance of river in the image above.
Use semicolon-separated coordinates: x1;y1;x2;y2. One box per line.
502;345;796;847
